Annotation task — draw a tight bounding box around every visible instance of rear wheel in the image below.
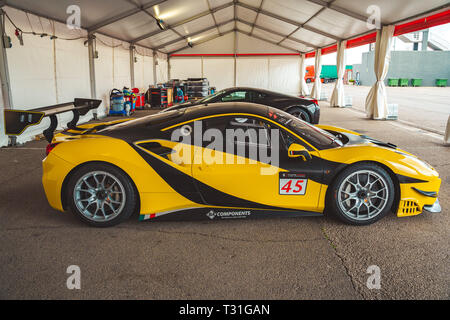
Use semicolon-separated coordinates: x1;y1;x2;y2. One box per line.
329;163;394;225
67;163;137;227
288;107;311;123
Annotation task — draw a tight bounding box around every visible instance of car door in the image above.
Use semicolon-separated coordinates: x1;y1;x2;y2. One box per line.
191;114;324;212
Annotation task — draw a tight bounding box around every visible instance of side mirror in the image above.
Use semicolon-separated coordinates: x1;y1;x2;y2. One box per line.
288;143;312;161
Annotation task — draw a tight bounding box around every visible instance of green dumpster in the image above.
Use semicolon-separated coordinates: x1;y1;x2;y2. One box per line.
436;79;447;87
388;78;399;87
411;78;422;87
399;78;409;87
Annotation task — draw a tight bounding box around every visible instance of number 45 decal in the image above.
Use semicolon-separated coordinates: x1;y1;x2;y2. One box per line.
279;178;307;195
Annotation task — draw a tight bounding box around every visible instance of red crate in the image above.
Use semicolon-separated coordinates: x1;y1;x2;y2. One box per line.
135;93;145;108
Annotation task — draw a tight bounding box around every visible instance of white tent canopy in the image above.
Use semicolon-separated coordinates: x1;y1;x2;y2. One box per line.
4;0;449;55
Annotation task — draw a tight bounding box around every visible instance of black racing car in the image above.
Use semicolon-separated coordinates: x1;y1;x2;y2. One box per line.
163;87;320;124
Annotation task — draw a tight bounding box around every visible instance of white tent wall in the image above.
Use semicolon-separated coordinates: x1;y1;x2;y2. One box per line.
203;58;235;90
134;50;144;88
155;52;169;84
94;35;115;117
170;32;301;94
133;46;154;91
142;54;154;87
54;22;91;127
113;45;131;89
156;58;168;83
236;57;300;94
5;8;56;109
236;57;269;89
170;58;202;80
268;58;300;95
169;55;300;95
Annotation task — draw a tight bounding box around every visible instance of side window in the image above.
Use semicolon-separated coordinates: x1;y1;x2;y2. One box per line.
203;116;270;150
252;92;267;102
221;91;248;102
225;117;269;147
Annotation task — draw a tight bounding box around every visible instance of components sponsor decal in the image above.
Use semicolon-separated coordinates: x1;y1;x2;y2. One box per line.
206;209;251;219
139;207;322;221
279;172;307;195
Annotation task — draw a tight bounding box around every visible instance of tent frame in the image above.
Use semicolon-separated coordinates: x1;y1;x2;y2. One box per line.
2;0;449;55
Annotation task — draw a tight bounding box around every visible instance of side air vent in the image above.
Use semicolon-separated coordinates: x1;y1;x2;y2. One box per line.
398;200;420;217
137;142;173;159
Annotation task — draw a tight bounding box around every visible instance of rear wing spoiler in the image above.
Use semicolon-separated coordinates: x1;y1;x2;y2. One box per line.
4;98;102;142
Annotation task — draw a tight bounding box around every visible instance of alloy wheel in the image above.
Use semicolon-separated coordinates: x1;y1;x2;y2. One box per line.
73;171;126;222
337;170;389;221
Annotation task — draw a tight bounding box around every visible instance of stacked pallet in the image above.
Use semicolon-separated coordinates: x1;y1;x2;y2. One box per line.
186;78;209;99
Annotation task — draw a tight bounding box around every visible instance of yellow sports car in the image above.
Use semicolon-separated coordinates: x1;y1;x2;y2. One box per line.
4;99;441;227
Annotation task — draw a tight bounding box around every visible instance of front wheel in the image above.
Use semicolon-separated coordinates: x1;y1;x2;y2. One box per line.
329;163;395;225
67;163;137;227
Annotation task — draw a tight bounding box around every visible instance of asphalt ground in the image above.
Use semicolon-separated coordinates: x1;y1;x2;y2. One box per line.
0;101;449;299
316;83;450;135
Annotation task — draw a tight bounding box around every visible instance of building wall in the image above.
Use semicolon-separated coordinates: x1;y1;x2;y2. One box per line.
353;51;450;87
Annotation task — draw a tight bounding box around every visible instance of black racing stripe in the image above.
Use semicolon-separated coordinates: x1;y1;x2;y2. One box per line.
193;179;297;211
131;145;205;204
397;174;428;184
411;187;437;198
130;144;299;211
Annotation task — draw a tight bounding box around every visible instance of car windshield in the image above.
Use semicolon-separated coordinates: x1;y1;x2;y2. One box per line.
198;90;226;103
267;108;342;149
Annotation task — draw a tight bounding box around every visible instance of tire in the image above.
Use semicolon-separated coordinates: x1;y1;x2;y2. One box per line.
287;107;311;123
67;163;138;227
329;163;395;225
306;78;311;83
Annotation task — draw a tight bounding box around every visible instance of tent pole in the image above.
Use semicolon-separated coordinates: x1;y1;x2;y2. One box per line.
87;33;97;100
233;30;237;87
130;45;135;88
0;9;12;109
153;50;157;85
167;55;171;81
